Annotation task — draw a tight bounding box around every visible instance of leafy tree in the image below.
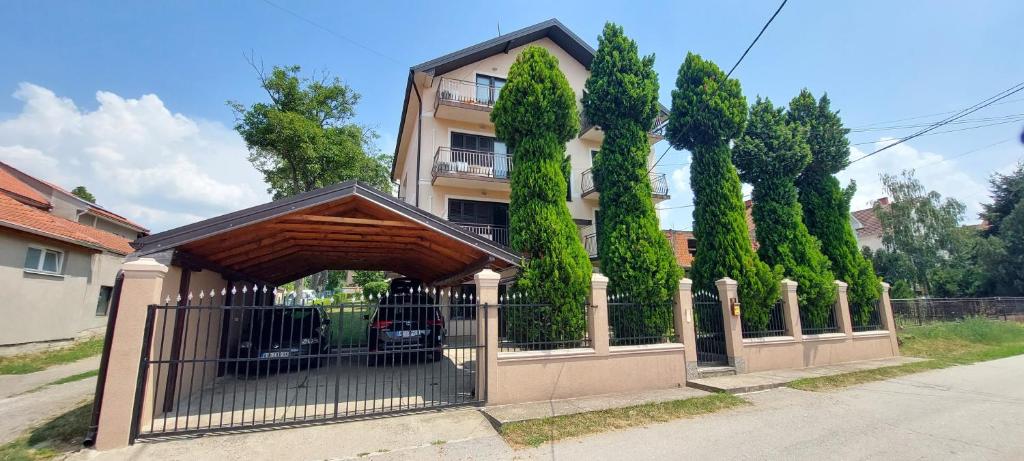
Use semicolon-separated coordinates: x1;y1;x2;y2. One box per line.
864;247;916;293
665;53;782;316
71;186;96;203
362;280;389;298
582;23;680;340
875;170;965;295
491;46;591;345
929;227;989;297
353;270;386;286
788;90;880;325
734;98;836;329
988;199;1024;294
230;64;391;199
980;162;1024;236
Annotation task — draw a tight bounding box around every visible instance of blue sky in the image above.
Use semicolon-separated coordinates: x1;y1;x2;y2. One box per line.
1;0;1021;231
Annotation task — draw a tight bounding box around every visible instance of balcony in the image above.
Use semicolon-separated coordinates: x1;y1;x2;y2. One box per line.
580;169;670;201
434;77;501;125
431;147;513;190
579;110;670;142
456;223;509;247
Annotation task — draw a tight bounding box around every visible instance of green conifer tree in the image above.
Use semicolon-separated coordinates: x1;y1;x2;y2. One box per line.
734;98;836;329
788;90;880;325
491;46;591;345
582;23;681;341
665;53;782;317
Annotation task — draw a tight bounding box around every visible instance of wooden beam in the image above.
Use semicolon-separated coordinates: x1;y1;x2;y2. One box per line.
432;256;495;287
283;215;422;228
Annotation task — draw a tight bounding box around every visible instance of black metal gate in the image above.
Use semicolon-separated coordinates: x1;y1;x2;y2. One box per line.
131;287;483;440
692;290;727;365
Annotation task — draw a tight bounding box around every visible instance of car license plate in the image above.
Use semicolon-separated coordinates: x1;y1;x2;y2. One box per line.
389;330;425;338
260;351;290;358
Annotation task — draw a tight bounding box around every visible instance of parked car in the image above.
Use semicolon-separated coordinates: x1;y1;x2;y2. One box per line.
366;278;445;364
236;306;331;376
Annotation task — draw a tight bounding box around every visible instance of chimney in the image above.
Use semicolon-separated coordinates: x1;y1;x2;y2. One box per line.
876;197;890;206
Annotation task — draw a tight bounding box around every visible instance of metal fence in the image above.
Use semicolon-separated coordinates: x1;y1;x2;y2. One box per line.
742;299;787;338
607;294;678;346
132;286;482;439
800;305;839;335
892;297;1024;327
497;295;591;352
852;300;883;332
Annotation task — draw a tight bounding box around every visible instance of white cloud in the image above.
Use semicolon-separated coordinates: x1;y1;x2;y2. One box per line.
838;139;989;222
0;83;268;231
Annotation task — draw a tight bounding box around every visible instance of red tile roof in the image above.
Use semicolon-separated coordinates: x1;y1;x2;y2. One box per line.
0;167;50;208
86;205;149;233
851;199;889;240
0;193;133;255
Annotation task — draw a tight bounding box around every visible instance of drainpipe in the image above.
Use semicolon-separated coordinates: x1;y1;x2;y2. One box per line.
412;72;423;208
83;271;125;447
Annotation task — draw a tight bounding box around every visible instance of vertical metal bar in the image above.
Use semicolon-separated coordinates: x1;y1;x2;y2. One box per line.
162;268;191;413
129;305;157;443
153;306;169;433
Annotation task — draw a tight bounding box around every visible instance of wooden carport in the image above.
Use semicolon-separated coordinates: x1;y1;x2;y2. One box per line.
129;181;519;285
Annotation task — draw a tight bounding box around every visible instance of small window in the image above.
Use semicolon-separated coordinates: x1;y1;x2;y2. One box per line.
96;286;113;316
24;247;63;275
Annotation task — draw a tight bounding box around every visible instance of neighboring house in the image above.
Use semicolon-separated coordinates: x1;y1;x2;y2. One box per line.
664;229;697;270
851;197;888;252
0;161;148;353
391;19;670;266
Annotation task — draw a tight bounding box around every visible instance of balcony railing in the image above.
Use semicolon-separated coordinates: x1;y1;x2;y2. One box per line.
456;223;509;247
580;111;670;138
432;147;513;182
580;169;670;199
582;227;598;258
437;77;502;109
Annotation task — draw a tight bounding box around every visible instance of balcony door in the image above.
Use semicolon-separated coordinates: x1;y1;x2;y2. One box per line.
448;198;509;246
451;132;509;179
475;74;505;105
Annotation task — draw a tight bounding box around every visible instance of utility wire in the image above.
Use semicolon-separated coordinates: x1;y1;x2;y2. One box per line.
260;0;404;66
648;0;788;174
847;97;1024;129
849;113;1024;132
849;81;1024;164
850;117;1024;146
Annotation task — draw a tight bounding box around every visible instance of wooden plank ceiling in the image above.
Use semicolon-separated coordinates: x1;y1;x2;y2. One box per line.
177;195;510;285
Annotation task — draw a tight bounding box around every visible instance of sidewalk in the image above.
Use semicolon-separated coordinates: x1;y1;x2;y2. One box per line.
687;356;925;393
483;386;710;424
0;356;100;444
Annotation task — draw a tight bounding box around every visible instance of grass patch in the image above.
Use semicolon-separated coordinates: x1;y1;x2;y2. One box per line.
499;393;747;448
0;339;104;375
0;401;92;460
322;307;371;347
48;370;99;386
789;318;1024;392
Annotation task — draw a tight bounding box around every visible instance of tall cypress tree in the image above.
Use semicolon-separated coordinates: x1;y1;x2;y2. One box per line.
666;53;781;315
789;90;880;325
734;98;836;328
491;46;591;344
582;23;681;339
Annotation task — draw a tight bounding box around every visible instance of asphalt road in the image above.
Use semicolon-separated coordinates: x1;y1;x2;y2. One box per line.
394;354;1024;460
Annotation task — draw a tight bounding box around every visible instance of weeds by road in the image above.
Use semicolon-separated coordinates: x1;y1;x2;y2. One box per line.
789;319;1024;391
0;339;104;375
500;393;747;448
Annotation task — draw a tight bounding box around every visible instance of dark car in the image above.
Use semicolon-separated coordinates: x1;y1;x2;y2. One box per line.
236;306;331;376
367;278;445;364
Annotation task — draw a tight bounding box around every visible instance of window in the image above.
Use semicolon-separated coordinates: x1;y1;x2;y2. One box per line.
448;199;509;226
475;74;506;105
24;247;63;275
96;286;113;316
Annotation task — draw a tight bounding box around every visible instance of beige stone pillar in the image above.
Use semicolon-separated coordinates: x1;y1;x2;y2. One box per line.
96;258;168;450
879;282;900;355
588;273;610;355
715;277;745;372
780;279;802;341
674;278;698;379
834;280;853;338
474;269;500;403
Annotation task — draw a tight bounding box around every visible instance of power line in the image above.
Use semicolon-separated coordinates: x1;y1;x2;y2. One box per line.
850;117;1024;146
849;81;1024;164
848;113;1024;132
913;138;1015;171
260;0;404;66
847;97;1024;129
649;0;788;173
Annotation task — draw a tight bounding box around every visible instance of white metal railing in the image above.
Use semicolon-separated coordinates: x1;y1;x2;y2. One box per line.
456;223;509;247
432;147;513;181
437;77;502;108
580;169;669;198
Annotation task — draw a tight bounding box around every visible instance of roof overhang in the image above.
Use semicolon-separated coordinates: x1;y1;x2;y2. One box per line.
132;181;520;286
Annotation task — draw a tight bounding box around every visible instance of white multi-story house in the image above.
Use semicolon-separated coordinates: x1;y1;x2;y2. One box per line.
391;19;669;264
